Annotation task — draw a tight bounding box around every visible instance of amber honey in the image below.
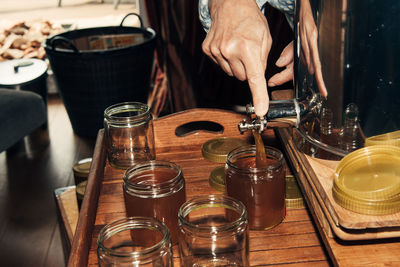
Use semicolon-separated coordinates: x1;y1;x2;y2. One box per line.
225;145;285;230
253;130;268;168
123;161;186;244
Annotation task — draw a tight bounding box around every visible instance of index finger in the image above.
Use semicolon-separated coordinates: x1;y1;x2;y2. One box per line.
242;55;269;117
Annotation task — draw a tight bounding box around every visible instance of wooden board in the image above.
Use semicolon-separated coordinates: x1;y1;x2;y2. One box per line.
277;127;400;266
55;186;79;246
68;108;329;267
279;125;400;239
306;155;400;231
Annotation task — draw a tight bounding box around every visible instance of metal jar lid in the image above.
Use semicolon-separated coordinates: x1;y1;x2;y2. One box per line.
209;166;226;192
285;175;305;209
0;59;48;86
76;180;88;201
73;158;92;179
202;137;247;163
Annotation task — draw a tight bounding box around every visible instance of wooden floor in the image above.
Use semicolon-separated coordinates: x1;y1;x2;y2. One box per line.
0;94;96;267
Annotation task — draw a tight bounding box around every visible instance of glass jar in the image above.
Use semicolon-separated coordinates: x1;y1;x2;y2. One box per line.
123;160;186;244
319;107;341;160
104;102;155;169
97;217;173;267
178;195;249;267
338;103;364;152
225;145;286;230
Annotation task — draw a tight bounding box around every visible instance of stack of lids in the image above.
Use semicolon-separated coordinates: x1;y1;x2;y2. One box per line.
365;130;400;147
333;145;400;215
73;158;92;202
202;137;247;192
285;175;305;209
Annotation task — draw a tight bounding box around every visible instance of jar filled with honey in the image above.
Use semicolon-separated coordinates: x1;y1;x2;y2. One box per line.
225;145;286;230
123;160;186;244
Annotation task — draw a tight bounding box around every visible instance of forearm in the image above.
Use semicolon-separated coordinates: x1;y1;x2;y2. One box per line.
199;0;295;32
199;0;269;32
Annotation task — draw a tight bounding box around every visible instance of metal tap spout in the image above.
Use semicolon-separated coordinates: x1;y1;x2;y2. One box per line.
237;92;323;133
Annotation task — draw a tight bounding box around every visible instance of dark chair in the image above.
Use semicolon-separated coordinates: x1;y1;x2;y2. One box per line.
0;88;47;153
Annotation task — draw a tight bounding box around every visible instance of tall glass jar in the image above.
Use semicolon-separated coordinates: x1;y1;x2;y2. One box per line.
97;217;173;267
123;160;186;244
225;145;286;230
104;102;155;169
178;195;249;267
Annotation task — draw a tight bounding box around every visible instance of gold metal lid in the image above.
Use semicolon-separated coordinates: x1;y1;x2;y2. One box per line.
76;180;88;201
202;137;247;163
73;158;92;178
209;166;226;192
365;130;400;147
285;175;305;208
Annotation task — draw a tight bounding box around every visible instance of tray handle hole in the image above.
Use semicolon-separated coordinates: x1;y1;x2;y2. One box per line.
175;121;224;137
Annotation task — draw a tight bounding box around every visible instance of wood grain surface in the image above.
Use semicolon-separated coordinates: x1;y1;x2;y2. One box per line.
68;108;330;267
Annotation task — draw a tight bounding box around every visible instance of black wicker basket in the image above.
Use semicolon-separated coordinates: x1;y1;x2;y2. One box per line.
44;13;156;138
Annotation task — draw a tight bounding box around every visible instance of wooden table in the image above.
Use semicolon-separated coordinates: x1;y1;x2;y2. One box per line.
68;108;330;266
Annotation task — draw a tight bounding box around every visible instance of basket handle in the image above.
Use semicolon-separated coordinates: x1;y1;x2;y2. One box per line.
120;13;144;28
49;36;79;53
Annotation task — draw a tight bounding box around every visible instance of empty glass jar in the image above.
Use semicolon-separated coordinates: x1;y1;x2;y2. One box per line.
104;102;155;169
178;195;249;267
97;217;173;267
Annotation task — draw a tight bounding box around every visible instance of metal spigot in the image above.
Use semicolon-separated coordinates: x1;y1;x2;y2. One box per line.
237;92;323;134
238;116;267;134
238;104;267;134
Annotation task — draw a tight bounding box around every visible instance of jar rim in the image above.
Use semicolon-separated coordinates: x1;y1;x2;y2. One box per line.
104;102;151;124
123;160;184;197
97;216;171;258
226;145;284;173
178;195;248;234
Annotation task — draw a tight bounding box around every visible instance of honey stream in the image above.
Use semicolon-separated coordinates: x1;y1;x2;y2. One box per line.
252;130;268;168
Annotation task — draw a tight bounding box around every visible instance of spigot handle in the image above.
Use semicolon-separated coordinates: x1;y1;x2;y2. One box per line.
237;116;267;134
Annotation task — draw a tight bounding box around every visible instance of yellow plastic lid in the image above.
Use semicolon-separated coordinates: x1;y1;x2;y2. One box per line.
334;146;400;200
365;130;400;147
209;166;226;192
333;182;400;203
202;137;247;163
332;185;400;215
285;175;305;208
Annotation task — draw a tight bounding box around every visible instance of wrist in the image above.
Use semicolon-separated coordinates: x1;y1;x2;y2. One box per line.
208;0;223;19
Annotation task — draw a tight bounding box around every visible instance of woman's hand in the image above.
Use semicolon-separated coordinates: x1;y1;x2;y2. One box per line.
268;0;327;98
202;0;273;117
298;0;327;97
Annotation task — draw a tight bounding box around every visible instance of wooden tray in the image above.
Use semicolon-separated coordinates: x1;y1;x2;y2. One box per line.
277;127;400;266
306;155;400;231
68;108;329;267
